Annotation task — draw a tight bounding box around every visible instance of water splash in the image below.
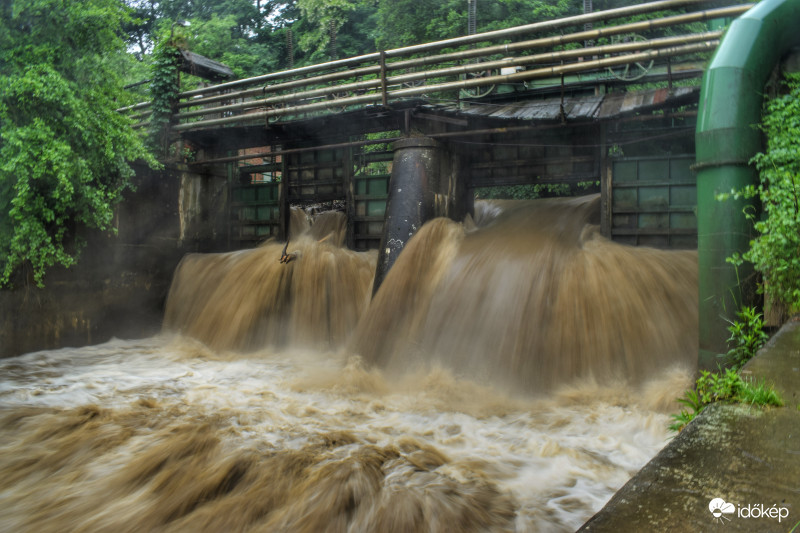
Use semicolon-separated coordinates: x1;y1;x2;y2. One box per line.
352;195;698;392
0;337;689;532
0;196;699;531
163;212;376;352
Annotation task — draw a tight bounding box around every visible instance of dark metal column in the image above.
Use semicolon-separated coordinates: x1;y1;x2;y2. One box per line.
372;137;442;295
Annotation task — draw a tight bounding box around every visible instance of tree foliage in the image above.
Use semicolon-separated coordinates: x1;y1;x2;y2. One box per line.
0;0;158;287
373;0;576;51
122;0;596;83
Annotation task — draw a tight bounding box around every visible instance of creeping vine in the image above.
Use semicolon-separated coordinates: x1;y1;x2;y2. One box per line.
148;32;184;156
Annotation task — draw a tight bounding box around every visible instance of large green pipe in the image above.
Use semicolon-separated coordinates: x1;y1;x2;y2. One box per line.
696;0;800;369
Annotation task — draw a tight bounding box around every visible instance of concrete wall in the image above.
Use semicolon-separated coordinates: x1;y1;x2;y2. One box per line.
0;163;201;359
580;320;800;532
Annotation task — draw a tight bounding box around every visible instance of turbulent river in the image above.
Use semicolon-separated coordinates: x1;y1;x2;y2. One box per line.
0;196;698;532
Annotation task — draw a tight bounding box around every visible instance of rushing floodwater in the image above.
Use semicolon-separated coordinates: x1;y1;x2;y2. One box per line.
0;337;690;532
0;197;698;532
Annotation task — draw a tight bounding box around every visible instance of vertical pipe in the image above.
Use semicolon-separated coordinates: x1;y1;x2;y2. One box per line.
279;153;289;241
468;0;477;36
695;0;800;369
343;146;355;250
372;138;442;295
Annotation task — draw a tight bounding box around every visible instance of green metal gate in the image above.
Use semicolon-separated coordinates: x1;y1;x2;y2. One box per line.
229;181;281;245
351;146;392;251
609;154;697;249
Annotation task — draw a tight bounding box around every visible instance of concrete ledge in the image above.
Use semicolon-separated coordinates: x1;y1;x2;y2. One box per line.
579;320;800;532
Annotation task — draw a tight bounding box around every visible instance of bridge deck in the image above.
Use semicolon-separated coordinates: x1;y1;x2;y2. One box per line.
121;0;753;252
122;0;749;141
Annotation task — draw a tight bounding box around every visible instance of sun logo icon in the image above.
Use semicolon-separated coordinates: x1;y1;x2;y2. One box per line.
709;498;736;524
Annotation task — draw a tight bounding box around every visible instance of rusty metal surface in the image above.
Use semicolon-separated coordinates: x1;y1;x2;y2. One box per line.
425;86;699;123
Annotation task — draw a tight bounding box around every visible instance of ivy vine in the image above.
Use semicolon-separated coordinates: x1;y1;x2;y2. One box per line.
148;32;183;156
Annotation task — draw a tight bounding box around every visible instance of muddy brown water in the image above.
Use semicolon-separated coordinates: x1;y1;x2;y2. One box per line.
0;197;697;532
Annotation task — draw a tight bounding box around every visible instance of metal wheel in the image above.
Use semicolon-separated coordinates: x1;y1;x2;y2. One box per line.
402;78;425;89
460;69;496;99
606;34;654;81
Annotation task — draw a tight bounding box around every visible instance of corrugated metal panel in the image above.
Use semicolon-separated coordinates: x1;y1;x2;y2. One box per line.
597;86;697;117
423;86;699;123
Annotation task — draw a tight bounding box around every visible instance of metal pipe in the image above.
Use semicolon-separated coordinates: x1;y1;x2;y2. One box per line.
384;5;748;71
172;92;381;131
373;138;443;295
390;0;710;56
176;63;382;109
176;31;721;121
362;42;718;99
695;0;800;369
120;0;727;112
172;5;744;114
172;41;717;131
172;40;716;131
385;31;720;86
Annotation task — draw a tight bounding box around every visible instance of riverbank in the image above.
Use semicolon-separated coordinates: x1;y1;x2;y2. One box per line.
580;318;800;532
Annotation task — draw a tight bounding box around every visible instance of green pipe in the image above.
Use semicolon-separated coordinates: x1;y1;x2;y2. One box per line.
696;0;800;369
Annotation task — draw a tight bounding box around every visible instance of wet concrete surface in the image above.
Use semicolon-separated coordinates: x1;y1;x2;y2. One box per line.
580;319;800;532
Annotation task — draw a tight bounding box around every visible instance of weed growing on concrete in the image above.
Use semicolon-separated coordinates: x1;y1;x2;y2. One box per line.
669;369;783;433
737;378;783;408
725;305;769;370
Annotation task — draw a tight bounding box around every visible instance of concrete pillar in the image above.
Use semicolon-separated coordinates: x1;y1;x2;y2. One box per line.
176;162;228;251
372;137;444;295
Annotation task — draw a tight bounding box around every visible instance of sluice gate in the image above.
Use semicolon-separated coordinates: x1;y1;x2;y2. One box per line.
119;0;785;363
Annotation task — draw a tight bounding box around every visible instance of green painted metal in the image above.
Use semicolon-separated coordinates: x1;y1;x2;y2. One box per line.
353;173;389;250
695;0;800;369
610;155;697;249
230;183;281;242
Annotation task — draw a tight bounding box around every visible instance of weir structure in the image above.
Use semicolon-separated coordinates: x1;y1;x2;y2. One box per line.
119;0;798;367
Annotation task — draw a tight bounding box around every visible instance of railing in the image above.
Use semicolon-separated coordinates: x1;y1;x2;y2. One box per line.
121;0;752;133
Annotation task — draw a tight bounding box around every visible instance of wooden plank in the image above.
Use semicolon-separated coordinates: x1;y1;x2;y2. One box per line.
611;180;696;187
611;227;695;235
467;155;597;169
612;206;695;214
179;50;234;81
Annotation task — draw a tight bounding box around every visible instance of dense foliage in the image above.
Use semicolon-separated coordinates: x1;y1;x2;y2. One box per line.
735;73;800;313
148;31;183;155
120;0;591;84
0;0;157;287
